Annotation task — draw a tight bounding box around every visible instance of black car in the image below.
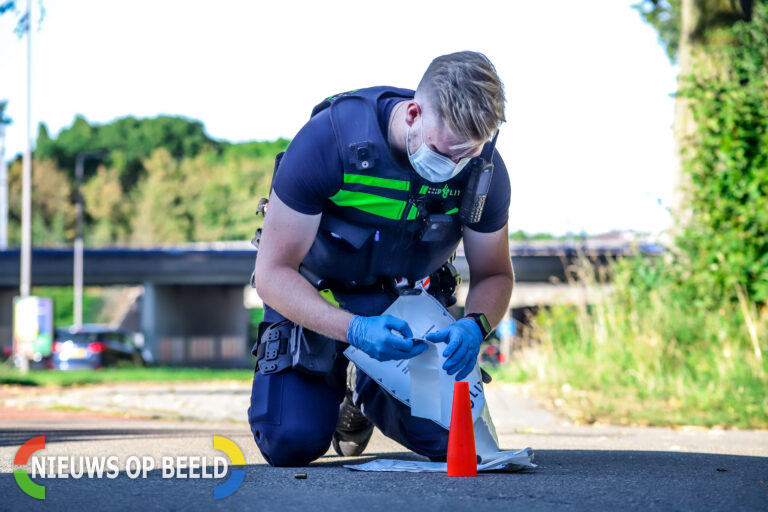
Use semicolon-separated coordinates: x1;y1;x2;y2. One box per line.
52;325;144;370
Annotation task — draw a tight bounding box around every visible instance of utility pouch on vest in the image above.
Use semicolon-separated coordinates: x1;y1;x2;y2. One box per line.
419;214;457;242
427;261;462;308
290;326;345;377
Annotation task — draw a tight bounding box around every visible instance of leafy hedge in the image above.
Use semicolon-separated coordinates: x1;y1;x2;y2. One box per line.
677;2;768;305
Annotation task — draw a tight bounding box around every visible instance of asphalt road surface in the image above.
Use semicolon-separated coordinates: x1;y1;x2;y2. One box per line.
1;382;766;511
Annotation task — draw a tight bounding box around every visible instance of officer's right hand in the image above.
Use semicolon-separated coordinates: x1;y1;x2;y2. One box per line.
346;315;428;361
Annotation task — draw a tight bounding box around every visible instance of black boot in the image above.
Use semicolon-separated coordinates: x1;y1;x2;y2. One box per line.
332;392;374;457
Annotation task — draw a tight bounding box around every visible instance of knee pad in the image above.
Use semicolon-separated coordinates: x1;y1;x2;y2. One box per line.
247;370;341;467
249;422;331;467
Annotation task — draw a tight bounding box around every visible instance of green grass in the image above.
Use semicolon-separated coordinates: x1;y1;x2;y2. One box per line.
0;364;254;387
492;256;768;430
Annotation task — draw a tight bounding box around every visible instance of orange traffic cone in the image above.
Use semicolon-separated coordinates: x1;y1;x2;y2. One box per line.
447;381;477;477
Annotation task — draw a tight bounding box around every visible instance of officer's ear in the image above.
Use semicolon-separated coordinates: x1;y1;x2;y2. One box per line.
404;101;422;128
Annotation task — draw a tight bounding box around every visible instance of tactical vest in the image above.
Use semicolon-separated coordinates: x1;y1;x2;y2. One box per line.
292;86;470;286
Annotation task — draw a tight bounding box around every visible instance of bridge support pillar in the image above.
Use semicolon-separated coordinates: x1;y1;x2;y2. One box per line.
141;283;251;368
0;287;16;353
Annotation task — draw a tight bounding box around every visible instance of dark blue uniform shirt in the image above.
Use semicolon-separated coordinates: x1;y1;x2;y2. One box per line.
273;92;511;233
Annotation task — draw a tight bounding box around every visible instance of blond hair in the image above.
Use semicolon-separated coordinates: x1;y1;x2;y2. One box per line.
416;51;505;148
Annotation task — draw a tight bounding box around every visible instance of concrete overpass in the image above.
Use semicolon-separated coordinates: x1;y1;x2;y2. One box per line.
0;240;660;366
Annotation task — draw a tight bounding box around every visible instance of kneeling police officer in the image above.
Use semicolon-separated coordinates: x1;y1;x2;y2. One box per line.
249;51;514;467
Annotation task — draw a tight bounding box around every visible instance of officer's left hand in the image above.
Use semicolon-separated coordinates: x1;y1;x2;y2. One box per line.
425;318;482;381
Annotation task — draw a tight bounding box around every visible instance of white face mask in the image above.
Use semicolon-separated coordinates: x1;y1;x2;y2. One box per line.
406;117;470;183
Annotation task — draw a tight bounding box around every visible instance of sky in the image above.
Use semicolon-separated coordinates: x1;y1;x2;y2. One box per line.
0;0;679;237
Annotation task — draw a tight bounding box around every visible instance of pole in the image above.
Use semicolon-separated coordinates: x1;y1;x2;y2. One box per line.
20;0;33;298
14;0;34;373
74;155;84;328
0;122;7;250
72;151;104;327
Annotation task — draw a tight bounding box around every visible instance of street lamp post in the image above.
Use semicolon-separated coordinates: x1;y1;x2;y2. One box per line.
14;0;35;373
74;151;104;328
20;0;33;299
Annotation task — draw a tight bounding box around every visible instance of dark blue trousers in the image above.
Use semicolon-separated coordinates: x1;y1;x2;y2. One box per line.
247;289;449;467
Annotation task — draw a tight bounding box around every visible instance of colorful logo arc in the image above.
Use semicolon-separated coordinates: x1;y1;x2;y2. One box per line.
213;436;245;499
14;436;46;499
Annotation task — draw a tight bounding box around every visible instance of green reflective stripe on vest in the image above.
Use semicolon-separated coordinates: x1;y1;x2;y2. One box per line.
445;207;459;215
419;185;429;194
406;205;419;220
343;174;410;191
329;190;406;220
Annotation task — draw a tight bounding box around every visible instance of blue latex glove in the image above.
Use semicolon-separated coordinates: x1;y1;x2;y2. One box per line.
426;318;482;381
347;315;428;362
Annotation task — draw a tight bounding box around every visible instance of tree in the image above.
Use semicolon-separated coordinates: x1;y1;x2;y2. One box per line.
635;0;753;216
7;157;74;245
36;114;219;187
4;112;285;247
81;164;131;245
130;148;193;245
186;153;274;241
0;100;11;124
635;1;767;304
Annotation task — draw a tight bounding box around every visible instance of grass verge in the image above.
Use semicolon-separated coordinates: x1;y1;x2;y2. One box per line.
0;364;254;387
492;255;768;430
